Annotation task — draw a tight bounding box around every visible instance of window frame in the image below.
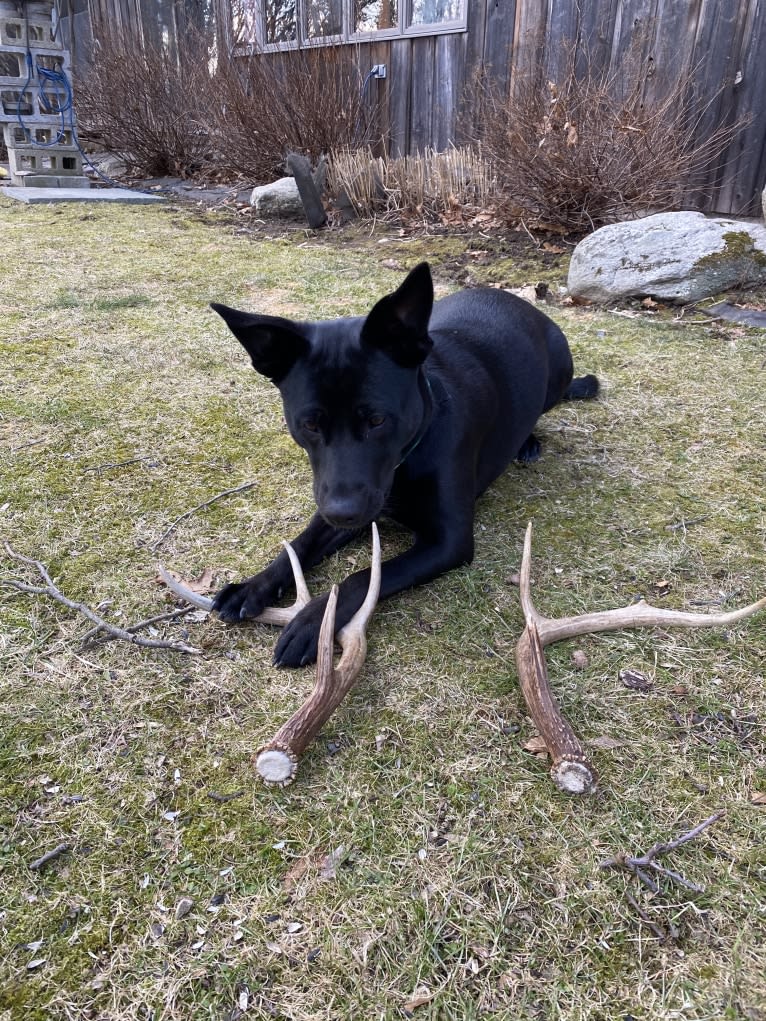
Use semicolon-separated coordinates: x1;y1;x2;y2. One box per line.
238;0;467;53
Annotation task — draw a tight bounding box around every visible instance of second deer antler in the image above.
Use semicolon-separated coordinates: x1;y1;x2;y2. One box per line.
515;522;766;794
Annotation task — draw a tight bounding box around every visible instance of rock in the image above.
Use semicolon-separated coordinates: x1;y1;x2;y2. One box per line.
250;176;304;218
567;211;766;304
174;897;194;920
762;185;766;223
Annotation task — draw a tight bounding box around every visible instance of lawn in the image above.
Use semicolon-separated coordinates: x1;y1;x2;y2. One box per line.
1;194;764;1021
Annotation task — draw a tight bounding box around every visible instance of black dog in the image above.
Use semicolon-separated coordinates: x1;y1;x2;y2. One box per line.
211;263;597;667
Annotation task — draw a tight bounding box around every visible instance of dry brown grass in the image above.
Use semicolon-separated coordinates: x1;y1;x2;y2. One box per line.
329;145;497;221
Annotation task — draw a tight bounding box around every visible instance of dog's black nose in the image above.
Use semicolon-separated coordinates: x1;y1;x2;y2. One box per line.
320;496;370;531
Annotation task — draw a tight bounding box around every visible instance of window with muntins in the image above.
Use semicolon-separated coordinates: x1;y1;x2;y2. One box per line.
240;0;466;49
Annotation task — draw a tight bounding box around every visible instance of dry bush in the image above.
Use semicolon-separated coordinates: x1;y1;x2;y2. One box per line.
208;44;381;183
75;17;379;184
329;144;496;221
467;47;745;232
75;26;217;179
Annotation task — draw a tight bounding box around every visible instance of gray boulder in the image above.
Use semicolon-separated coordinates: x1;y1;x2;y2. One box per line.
250;176;304;218
567;211;766;304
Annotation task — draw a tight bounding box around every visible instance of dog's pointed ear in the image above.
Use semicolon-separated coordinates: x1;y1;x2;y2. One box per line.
361;262;434;367
211;303;309;383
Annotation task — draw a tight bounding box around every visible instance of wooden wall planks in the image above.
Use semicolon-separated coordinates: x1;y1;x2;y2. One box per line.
75;0;765;214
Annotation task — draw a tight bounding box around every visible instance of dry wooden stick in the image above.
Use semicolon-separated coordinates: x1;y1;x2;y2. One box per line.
601;811;724;896
150;481;258;551
29;842;71;871
2;543;202;655
81;606;198;645
515;523;766;794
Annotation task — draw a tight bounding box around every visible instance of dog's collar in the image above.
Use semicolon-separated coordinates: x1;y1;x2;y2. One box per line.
396;369;434;468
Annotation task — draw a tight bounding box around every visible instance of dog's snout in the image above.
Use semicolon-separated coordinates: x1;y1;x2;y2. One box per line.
318;479;381;530
320;495;369;529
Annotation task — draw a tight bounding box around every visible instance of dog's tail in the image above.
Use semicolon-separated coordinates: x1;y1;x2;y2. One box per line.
563;373;599;401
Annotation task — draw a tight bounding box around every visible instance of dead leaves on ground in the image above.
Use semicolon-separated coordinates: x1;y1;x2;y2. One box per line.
155;566;215;597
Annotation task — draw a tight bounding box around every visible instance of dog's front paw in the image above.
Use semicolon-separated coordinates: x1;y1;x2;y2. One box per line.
272;595;331;668
212;576;277;623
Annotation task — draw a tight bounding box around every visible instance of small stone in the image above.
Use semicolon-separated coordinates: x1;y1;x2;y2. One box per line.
619;668;653;691
175;897;194;920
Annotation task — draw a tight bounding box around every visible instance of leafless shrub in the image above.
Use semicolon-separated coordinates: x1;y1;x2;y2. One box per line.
75;15;379;185
208;44;381;182
329;144;496;221
75;26;217;179
467;46;746;233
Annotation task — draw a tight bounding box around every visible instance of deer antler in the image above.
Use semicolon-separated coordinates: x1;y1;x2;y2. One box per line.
255;522;382;785
157;540;311;626
516;522;766;795
159;526;382;786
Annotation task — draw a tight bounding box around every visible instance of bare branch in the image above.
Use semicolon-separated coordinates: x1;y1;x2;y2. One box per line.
81;606;198;646
29;843;71;871
2;543;202;655
150;481;258;552
601;811;725;894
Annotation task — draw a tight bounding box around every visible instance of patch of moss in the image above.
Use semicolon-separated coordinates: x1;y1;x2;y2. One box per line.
695;230;766;271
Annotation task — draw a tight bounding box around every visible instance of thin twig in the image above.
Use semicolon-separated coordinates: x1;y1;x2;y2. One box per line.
150;481;257;551
207;790;245;803
2;543;201;655
12;438;47;453
600;811;724;891
665;514;712;532
82;456;158;474
81;606;200;645
623;892;667;941
648;863;705;894
29;843;71;871
625;811;725;867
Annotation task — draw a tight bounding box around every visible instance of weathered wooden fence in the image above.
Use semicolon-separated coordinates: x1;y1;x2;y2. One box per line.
63;0;766;216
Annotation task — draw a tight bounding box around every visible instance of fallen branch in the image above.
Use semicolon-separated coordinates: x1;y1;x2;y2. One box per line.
81;606;198;646
150;481;257;551
29;842;71;871
515;523;766;794
623;892;668;941
2;543;202;655
601;811;724;899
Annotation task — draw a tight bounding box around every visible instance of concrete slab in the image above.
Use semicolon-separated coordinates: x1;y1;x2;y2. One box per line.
1;186;165;204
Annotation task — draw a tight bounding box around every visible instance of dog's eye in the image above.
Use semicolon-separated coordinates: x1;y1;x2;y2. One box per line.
368;414;386;429
303;418;320;433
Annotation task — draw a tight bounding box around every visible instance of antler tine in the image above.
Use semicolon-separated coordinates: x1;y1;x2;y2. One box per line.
157;565;214;611
521;521;766;647
338;521;382;647
281;539;311;609
158;539;312;626
255;523;382;786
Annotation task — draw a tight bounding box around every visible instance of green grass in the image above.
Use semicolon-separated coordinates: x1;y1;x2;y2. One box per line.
1;196;765;1021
